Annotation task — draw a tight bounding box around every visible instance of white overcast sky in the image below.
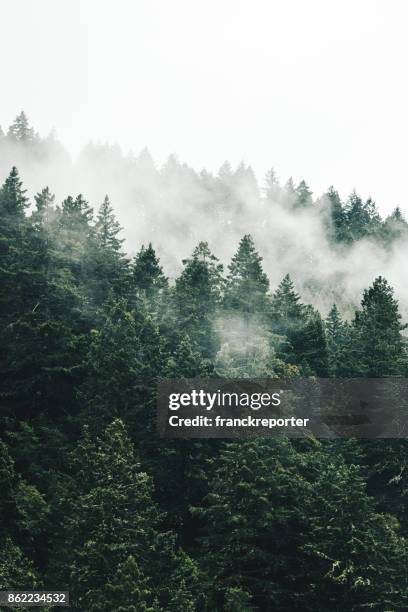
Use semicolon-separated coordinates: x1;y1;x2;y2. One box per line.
1;0;407;213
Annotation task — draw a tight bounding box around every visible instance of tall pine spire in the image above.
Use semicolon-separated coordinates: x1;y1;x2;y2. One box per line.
224;234;269;315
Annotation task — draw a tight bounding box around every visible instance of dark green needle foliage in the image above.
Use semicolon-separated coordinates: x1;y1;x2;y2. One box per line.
325;304;351;376
173;241;223;360
48;419;198;611
82;195;131;313
1;152;408;611
224;234;269;316
133;243;168;300
352;276;407;376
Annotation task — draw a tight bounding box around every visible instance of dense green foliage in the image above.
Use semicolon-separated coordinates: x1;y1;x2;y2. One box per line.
1;114;408;610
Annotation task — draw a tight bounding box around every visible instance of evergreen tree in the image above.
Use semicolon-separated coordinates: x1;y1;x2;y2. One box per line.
83;195;130;310
0;155;408;609
353;276;407;376
193;438;310;610
232;163;260;212
53;193;95;319
104;556;159;612
49;419;198;610
57;194;93;273
271;274;303;323
132;243;168;304
165;334;213;378
271;277;328;374
294;179;313;208
346;191;381;241
0;439;49;567
282;177;297;207
302;450;408;610
381;206;408;244
0;537;38;590
270;274;305;366
173;242;223;359
0;177;87;434
195;438;408;610
0;166;29;217
300;307;329;376
79;296;164;439
224;235;269;316
7;112;35;142
325;304;350;376
0;167;29;328
224;587;253;612
0;439;19;533
321;186;349;242
94;195;123;251
31;187;56;231
263;168;281;204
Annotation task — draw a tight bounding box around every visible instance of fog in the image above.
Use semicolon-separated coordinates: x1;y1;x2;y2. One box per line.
1;127;408;322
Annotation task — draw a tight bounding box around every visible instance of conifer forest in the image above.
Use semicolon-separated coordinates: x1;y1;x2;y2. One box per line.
1;113;408;610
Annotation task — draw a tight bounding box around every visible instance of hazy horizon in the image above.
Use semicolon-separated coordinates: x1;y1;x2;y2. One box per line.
1;0;408;215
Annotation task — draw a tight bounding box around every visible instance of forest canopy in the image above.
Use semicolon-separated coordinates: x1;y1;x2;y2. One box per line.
1;112;408;610
1;111;408;318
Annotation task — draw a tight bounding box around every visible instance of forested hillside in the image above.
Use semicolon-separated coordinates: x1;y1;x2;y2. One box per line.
2;112;408;318
1;113;408;610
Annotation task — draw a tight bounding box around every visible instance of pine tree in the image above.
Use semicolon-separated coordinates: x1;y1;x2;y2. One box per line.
233;163;260;212
193;438;311;609
346;191;367;240
270;277;328;374
57;194;93;268
104;556;159;611
165;334;213;378
283;177;297;207
224;587;253;612
224;235;269;316
325;304;352;376
270;274;305;366
133;243;168;304
271;274;303;322
346;191;381;241
7;112;35;142
95;195;123;251
294;180;313;208
353;276;407;376
263;168;281;204
300;307;329;376
55;194;94;303
49;419;198;610
173;242;223;359
264;168;282;204
321;186;349;242
303;450;408;610
79;296;164;438
195;438;408;610
0;167;29;327
0;537;38;590
0;170;41;427
83;196;130;310
381;207;408;244
0;177;87;433
0;439;49;566
0;166;29;217
31;187;56;231
0;440;19;532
